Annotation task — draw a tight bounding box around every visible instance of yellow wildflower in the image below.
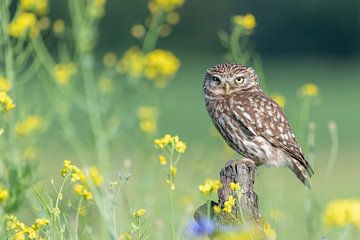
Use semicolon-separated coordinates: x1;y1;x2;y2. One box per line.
213;205;221;215
175;141;186;153
131;24;146;38
89;166;103;186
166;179;175;190
73;184;93;200
233;14;257;30
140;119;157;133
13;232;25;240
15;115;43;136
159;24;172;37
230;182;240;191
137;106;158;134
148;0;185;13
99;77;113;94
170;166;177;176
24;226;37;239
0;91;16;112
271;94;286;108
0;186;9;204
53;19;65;33
6;215;25;231
103;52;117;67
133;208;146;217
88;0;107;18
166;12;180;25
323;199;360;229
53;63;76;85
0;76;11;92
8;12;39;38
117;47;145;77
300;83;319;97
223;195;236;213
263;222;277;240
20;0;48;15
159;155;167;165
198;179;222;195
61;160;81;182
34;218;49;228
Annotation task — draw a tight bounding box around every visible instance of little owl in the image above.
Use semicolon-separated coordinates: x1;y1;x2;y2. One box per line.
203;63;314;186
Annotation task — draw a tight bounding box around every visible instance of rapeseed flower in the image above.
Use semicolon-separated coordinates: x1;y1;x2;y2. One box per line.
117;47;145;77
0;76;11;92
20;0;48;16
61;160;81;182
137;106;158;134
230;182;240;191
198;179;222;195
133;208;146;217
300;83;319;97
0;186;9;205
148;0;185;13
131;24;146;38
89;166;103;186
159;155;167;165
53;63;76;85
233;14;257;30
223;195;236;213
15;115;43;136
8;12;39;38
271;94;286;108
73;184;93;200
323;199;360;229
0;91;16;112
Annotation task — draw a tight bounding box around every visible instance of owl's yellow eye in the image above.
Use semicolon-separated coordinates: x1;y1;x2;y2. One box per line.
212;76;221;84
235;76;245;84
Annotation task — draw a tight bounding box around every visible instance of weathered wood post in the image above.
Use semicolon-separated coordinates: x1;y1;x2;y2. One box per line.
194;159;262;229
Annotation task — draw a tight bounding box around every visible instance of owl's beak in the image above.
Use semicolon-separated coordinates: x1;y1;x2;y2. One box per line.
224;83;230;95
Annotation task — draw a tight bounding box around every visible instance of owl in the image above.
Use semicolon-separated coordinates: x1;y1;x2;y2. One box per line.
203;63;314;186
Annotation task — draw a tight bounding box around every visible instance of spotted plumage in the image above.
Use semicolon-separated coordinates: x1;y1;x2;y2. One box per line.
203;63;314;186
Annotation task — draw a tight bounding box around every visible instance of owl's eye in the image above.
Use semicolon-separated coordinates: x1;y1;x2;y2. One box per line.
235;76;245;84
212;76;221;84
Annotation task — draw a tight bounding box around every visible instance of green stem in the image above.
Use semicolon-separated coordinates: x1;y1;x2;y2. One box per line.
75;197;83;240
142;12;164;53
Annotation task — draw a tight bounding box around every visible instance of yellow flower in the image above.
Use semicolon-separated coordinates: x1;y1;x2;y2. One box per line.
103;52;117;67
213;205;221;215
0;91;16;112
140;119;157;134
166;179;176;190
323;199;360;229
271;94;286;108
233;14;257;30
89;166;103;186
117;47;145;77
15;115;43;136
53;19;65;33
34;218;49;228
166;12;180;25
0;76;11;92
13;232;25;240
73;184;93;200
223;195;236;213
131;24;146;38
300;83;319;97
159;155;167;165
137;106;158;134
53;63;76;85
175;141;186;153
6;215;25;231
61;160;81;182
20;0;48;16
170;166;177;176
88;0;107;18
133;208;146;217
230;182;240;191
263;222;277;240
198;179;222;195
148;0;185;13
0;187;9;204
8;12;38;38
144;49;180;87
23;226;37;239
99;77;113;94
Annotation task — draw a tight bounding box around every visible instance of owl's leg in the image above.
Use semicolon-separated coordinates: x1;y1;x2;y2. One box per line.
225;158;256;170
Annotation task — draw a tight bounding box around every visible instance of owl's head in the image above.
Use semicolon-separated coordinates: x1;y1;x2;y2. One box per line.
203;63;261;98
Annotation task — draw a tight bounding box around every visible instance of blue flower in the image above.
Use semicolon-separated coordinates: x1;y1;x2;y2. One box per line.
186;218;215;237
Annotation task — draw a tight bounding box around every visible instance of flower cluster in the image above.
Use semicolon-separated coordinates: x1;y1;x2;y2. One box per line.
73;184;93;200
61;160;81;182
137;106;158;134
323;199;360;229
8;12;39;38
233;14;257;30
0;92;16;112
133;208;146;217
0;186;9;206
223;195;236;213
88;0;107;18
198;179;222;195
0;76;11;92
20;0;48;16
118;47;180;88
154;134;187;153
300;83;319;97
53;63;77;85
6;215;49;240
73;166;103;201
148;0;185;13
15;115;43;136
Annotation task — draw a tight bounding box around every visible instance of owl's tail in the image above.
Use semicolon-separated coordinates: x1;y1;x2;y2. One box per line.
290;159;314;188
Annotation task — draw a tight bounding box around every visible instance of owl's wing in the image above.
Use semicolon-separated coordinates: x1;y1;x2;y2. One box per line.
230;92;314;177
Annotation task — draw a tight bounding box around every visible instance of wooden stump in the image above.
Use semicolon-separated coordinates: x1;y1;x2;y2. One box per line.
194;159;262;228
